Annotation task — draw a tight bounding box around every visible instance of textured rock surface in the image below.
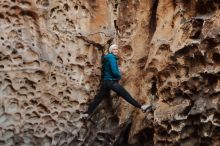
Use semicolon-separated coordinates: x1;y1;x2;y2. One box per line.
0;0;220;146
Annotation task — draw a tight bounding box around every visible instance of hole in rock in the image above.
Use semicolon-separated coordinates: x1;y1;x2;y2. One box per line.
57;56;63;64
129;128;155;146
213;53;220;63
40;0;49;7
196;0;218;14
213;113;220;125
213;127;220;137
15;42;24;49
156;127;169;138
81;5;86;9
20;0;31;6
121;45;133;58
74;5;78;10
201;73;218;86
63;3;70;11
12;49;18;54
38;104;49;114
194;51;206;65
115;4;118;9
180;102;194;116
151;76;157;96
70;100;79;107
0;13;4;19
137;56;147;69
50;6;59;16
190;19;204;39
29;99;37;106
63;96;70;101
202;37;219;49
21;10;38;20
175;44;197;57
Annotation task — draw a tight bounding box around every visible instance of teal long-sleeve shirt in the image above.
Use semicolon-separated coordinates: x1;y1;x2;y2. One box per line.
102;53;121;80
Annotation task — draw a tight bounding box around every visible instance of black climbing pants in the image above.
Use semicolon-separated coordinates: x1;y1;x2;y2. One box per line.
87;80;142;115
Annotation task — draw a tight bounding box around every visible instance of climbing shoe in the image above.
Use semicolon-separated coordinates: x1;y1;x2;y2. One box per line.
141;104;152;113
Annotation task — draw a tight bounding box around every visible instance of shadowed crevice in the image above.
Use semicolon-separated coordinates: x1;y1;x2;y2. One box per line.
113;121;132;146
148;0;159;41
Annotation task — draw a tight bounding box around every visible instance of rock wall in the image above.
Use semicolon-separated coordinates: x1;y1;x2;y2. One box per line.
0;0;220;146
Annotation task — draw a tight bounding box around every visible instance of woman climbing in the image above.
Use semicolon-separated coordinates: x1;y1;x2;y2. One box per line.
86;44;152;115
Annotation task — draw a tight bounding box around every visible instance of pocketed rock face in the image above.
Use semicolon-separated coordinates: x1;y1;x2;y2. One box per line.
116;0;220;146
0;0;116;145
0;0;220;146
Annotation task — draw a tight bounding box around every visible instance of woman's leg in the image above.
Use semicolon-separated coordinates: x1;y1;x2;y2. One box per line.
87;83;109;115
109;81;142;109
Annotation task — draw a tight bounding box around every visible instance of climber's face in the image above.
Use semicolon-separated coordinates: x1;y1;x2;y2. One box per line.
112;47;119;56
